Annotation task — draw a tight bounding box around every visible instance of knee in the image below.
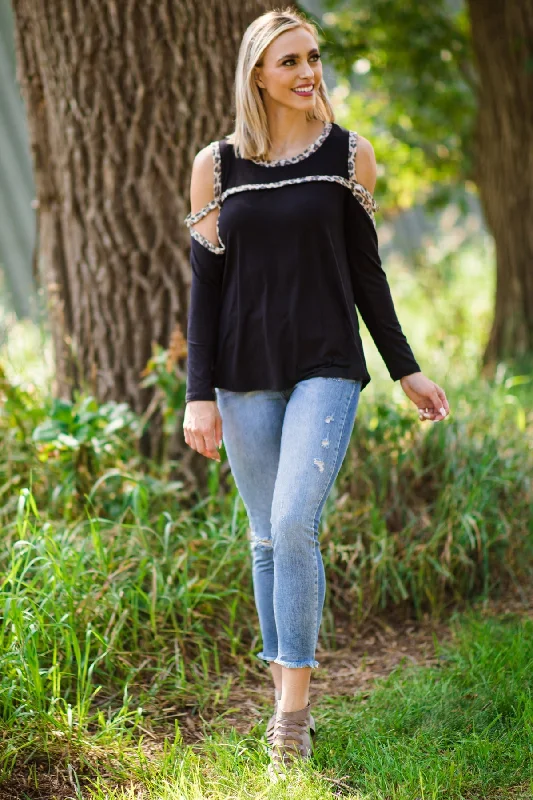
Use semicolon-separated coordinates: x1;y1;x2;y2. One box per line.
270;509;314;551
247;528;273;552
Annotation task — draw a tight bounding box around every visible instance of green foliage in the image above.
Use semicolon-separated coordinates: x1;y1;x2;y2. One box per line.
139;341;187;459
317;0;476;209
31;394;141;506
32;395;139;455
0;361;43;439
323;369;533;637
140;345;183;417
0;369;531;697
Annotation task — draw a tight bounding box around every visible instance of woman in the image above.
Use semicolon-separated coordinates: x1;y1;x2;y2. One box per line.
182;6;449;778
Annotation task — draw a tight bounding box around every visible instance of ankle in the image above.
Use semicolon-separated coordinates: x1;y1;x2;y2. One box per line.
278;698;309;713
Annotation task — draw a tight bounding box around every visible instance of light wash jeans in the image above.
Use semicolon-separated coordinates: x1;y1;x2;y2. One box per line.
215;376;363;669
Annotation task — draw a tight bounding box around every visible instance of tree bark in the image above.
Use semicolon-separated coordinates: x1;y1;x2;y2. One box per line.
467;0;533;373
11;0;277;460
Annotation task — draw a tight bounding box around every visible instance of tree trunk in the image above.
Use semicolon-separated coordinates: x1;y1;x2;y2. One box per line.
467;0;533;373
11;0;277;460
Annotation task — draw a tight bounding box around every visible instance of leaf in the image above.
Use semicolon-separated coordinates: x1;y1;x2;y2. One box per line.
32;421;63;442
55;433;81;449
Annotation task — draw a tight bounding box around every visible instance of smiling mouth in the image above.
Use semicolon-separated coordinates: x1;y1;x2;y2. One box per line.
292;85;314;94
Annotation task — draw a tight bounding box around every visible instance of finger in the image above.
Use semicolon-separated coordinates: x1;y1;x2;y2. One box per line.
192;431;208;457
425;407;446;422
215;416;223;449
204;430;221;461
424;408;442;421
435;385;450;415
196;429;220;461
429;390;448;419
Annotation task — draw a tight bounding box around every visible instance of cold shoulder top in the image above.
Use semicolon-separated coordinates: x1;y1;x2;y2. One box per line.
183;120;421;403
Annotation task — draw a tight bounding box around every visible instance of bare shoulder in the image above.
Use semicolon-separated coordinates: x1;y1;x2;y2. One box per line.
351;134;377;194
190;143;216;211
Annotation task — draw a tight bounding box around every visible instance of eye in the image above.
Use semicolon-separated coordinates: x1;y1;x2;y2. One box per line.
282;53;321;66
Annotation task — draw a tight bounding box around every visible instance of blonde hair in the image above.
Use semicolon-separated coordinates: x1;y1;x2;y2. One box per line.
226;6;335;161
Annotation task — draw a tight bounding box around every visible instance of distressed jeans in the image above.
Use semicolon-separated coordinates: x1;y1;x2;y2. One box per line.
215;376;363;669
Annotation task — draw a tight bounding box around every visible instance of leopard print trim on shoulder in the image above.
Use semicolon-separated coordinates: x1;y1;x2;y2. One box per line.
348;130;358;183
211;140;222;202
183;140;226;254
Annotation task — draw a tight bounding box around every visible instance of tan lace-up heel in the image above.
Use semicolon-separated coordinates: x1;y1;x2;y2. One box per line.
267;700;315;780
265;699;316;747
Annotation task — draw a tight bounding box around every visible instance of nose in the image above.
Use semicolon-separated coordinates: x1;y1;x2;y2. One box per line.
299;66;315;81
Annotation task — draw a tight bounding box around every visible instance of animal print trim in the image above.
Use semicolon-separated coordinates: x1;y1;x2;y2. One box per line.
184;203;226;253
184;198;225;255
184;198;219;227
248;121;333;167
348;130;358;183
211;140;222;202
183;140;226;254
184;161;380;255
189;227;225;255
220;174;379;226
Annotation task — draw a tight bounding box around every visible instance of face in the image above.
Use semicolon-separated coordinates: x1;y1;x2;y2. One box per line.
254;27;323;110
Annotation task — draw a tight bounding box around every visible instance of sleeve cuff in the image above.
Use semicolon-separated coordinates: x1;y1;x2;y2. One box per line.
185;389;216;403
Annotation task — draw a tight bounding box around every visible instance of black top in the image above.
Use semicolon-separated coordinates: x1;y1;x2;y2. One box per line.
183;121;421;403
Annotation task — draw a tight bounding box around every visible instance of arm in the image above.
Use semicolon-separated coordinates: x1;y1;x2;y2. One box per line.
184;144;225;403
345;136;422;382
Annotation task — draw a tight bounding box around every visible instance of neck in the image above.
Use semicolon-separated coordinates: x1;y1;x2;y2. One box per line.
262;107;322;159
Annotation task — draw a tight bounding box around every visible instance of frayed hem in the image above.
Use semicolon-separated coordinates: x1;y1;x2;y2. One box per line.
256;653;277;663
273;657;319;669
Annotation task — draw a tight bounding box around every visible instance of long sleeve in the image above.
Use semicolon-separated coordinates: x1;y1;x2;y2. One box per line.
185;237;225;403
344;190;421;381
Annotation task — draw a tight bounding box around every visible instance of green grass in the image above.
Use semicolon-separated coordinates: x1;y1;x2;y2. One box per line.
4;606;532;798
320;611;533;799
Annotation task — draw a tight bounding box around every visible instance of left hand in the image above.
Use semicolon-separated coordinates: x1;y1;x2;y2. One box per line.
399;372;450;422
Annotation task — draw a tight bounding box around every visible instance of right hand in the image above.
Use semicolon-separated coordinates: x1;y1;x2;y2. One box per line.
183;400;223;462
